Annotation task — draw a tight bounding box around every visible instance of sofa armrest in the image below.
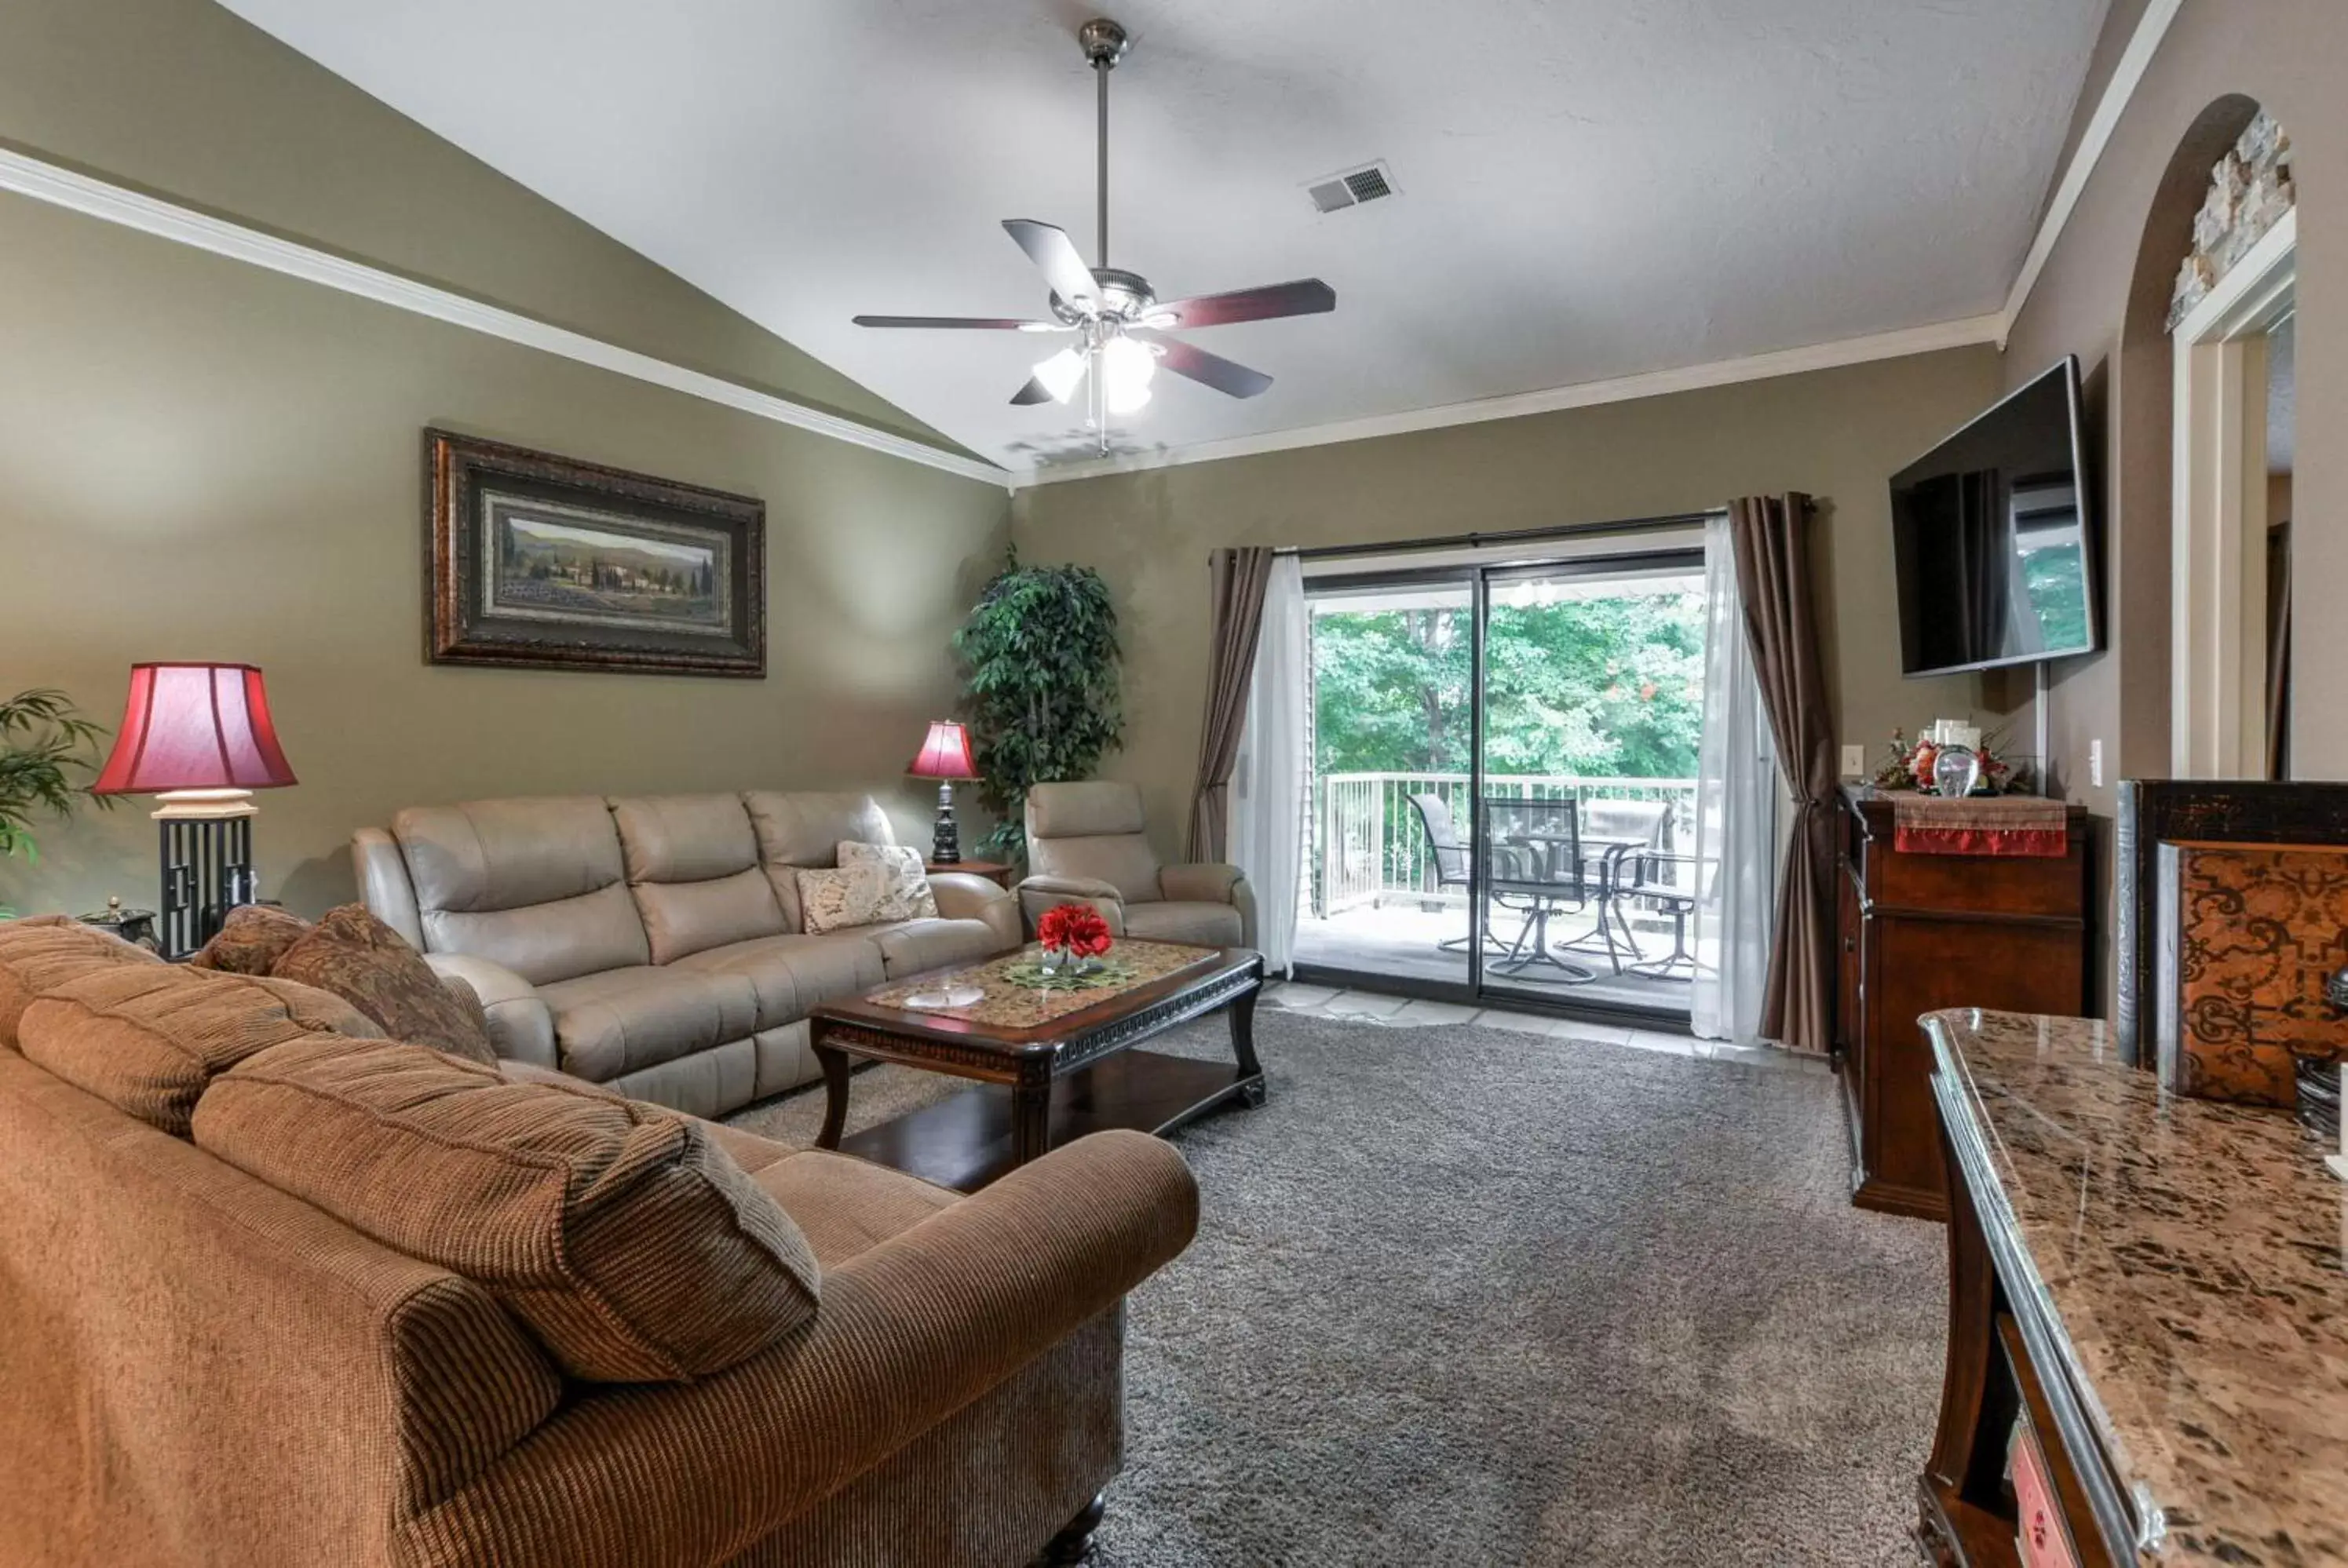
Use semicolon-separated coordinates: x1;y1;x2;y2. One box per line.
1159;863;1257;948
926;871;1021;952
350;827;425;950
1158;862;1243;903
422;953;556;1067
1016;876;1127;939
404;1131;1198;1564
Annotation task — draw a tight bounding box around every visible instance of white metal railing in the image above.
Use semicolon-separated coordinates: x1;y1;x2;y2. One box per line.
1313;771;1697;917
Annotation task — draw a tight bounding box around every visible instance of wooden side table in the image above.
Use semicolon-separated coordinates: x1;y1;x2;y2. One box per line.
925;859;1015;889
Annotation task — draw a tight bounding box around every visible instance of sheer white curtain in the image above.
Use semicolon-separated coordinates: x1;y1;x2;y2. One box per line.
1690;516;1778;1043
1229;556;1307;975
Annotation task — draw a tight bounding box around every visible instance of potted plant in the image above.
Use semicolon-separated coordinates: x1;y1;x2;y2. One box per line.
953;551;1123;857
1;688;111;918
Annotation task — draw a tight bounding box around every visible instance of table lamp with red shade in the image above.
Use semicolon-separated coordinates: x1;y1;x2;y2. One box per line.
90;662;298;959
907;720;979;864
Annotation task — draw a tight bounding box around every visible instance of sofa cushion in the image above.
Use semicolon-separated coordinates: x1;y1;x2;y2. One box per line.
0;916;162;1047
1121;901;1245;947
670;932;886;1030
269;904;498;1067
536;965;759;1083
612;795;788;964
743;791;894;870
750;1148;958;1271
871;917;1013;979
188;904;311;975
1027;781;1148;839
192;1037;822;1384
395;797;651;985
838;841;939;920
16;965;383;1136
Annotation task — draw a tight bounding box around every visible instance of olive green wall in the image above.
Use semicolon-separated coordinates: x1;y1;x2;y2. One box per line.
1010;347;2003;861
0;0;1010;919
2002;0;2348;810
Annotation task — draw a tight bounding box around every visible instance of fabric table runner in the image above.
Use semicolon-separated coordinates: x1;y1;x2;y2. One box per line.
1891;793;2068;858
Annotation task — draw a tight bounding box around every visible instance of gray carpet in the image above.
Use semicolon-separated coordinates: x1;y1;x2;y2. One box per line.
729;1012;1946;1566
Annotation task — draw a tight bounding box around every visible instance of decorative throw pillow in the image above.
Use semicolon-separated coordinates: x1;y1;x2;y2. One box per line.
16;964;383;1136
838;840;939;920
794;866;889;935
269;904;498;1067
192;1036;823;1383
189;904;312;975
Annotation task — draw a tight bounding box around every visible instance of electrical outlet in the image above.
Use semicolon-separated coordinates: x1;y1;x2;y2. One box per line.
1840;744;1867;779
2089;738;2104;789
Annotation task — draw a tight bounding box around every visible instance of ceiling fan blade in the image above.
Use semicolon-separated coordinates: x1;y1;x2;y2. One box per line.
852;315;1064;330
1010;375;1058;406
1149;279;1335;329
1130;329;1273;399
1002;219;1101;313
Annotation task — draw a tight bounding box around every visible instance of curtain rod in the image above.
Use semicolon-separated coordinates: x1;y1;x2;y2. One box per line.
1276;509;1725;563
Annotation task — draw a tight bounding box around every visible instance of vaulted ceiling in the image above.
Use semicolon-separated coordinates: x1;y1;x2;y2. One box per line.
218;0;2108;477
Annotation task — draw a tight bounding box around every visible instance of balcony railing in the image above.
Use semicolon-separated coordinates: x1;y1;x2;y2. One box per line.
1313;771;1698;917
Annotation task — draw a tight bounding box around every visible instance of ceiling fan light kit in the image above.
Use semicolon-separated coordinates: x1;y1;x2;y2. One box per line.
853;16;1335;454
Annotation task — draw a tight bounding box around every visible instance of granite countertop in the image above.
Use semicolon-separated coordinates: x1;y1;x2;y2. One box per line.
1926;1008;2348;1566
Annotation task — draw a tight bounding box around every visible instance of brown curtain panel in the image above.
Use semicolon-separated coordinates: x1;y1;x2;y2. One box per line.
1188;546;1276;861
1729;494;1837;1054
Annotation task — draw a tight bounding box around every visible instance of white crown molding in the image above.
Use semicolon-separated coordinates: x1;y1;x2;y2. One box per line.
1998;0;2186;345
0;145;1010;490
1011;313;2007;487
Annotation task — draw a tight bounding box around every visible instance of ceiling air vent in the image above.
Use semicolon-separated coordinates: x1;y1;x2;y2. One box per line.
1308;160;1398;214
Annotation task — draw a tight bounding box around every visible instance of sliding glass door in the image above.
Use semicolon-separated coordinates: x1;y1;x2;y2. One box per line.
1295;549;1707;1023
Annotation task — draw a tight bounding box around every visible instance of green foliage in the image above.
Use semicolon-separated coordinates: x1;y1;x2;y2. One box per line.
0;688;113;917
954;553;1124;855
1313;592;1706;780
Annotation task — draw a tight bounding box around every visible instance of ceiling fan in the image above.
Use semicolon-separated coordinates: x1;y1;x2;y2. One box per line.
853;16;1336;452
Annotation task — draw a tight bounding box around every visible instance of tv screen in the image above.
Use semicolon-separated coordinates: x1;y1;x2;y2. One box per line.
1890;356;2098;676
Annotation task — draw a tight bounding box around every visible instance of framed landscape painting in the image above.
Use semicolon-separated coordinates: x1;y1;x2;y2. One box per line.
426;428;765;676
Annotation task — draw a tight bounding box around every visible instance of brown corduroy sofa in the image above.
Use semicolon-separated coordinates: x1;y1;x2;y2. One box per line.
0;917;1199;1568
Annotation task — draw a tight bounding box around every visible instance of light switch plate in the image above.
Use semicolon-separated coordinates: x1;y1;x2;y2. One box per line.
2089;738;2105;789
1840;744;1867;779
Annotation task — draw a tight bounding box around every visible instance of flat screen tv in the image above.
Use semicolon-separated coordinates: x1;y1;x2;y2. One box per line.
1890;356;2098;676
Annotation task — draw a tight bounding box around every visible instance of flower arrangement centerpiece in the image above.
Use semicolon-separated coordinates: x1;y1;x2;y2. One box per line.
1873;723;2025;797
1036;902;1115;975
999;902;1137;991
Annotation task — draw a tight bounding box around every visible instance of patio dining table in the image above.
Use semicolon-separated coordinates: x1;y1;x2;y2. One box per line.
1485;823;1649;983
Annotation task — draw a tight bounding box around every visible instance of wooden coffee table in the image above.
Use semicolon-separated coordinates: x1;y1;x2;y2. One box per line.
809;943;1265;1191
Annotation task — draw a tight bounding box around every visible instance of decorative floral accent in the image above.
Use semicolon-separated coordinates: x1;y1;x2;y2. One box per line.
1873;726;2022;796
1037;902;1114;961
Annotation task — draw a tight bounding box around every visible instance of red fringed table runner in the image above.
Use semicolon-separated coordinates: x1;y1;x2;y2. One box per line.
1891;793;2069;857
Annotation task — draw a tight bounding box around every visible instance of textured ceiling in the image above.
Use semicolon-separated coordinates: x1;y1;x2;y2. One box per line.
219;0;2108;475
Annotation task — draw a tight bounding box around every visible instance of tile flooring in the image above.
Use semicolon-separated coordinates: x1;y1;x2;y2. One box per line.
1261;982;1832;1075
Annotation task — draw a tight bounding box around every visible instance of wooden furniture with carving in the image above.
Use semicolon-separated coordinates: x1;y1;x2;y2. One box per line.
1834;786;2091;1220
809;945;1264;1192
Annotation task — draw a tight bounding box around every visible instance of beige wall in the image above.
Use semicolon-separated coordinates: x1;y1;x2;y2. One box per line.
2003;0;2348;809
0;0;1010;919
1010;348;2003;861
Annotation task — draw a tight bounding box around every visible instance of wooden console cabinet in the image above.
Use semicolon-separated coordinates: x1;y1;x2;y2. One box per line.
1834;786;2091;1220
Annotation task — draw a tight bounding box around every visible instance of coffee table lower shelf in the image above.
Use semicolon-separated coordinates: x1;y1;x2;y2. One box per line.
834;1049;1259;1193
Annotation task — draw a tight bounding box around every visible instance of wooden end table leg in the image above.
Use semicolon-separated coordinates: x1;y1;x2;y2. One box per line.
1229;983;1265;1106
812;1040;853;1150
1011;1078;1052;1166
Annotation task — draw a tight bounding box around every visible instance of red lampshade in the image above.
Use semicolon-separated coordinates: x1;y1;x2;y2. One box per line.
91;663;298;796
907;720;978;781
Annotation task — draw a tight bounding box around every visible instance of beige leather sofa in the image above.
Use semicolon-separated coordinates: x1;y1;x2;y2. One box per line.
1018;781;1257;948
353;791;1019;1118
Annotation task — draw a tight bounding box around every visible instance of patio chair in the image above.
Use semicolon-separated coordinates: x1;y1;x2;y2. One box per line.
1405;792;1477;952
1565;799;1674;973
1481;797;1597;984
1615;848;1707;981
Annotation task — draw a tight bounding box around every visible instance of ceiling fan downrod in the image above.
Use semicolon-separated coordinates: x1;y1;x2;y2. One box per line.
1079;17;1128;271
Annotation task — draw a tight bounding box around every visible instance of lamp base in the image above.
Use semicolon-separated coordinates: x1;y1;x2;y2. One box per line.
930;779;962;865
152;790;259;960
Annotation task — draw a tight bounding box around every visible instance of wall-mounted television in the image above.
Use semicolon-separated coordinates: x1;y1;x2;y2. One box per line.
1890;356;2098;676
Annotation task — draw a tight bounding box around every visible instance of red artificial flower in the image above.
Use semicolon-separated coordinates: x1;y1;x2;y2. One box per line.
1038;903;1114;958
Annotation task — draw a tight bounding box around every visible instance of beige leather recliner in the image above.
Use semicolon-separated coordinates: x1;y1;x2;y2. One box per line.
352;790;1020;1118
1018;781;1257;948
